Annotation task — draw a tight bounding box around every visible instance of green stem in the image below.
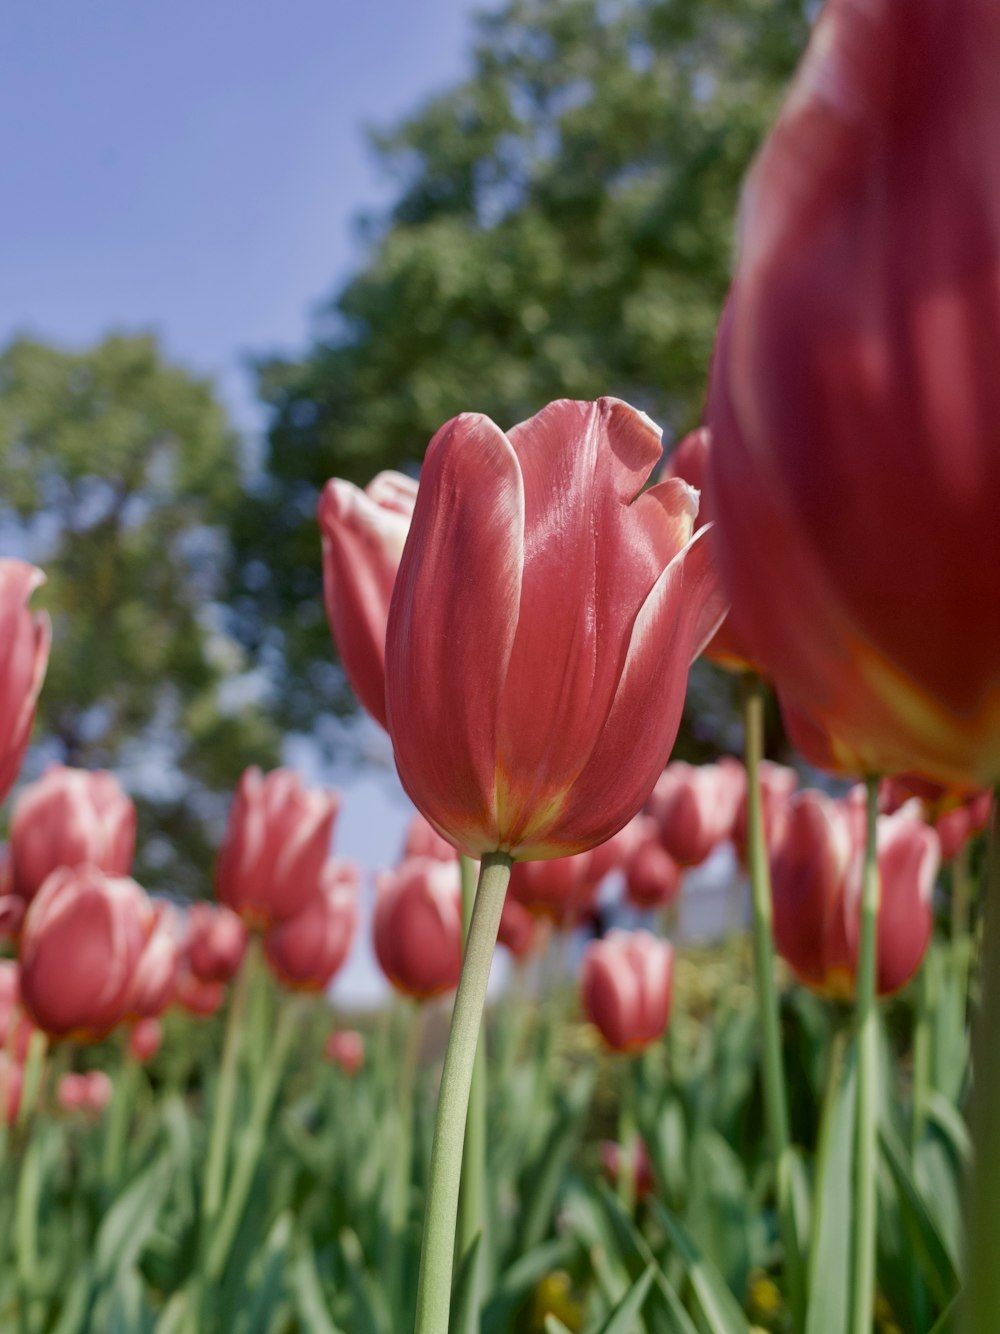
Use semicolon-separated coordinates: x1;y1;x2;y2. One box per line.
205;995;300;1282
962;786;1000;1334
850;776;881;1334
102;1040;140;1193
457;853;489;1302
617;1063;638;1216
15;1124;43;1334
911;956;931;1156
201;935;256;1230
414;852;511;1334
743;678;804;1330
15;1031;48;1135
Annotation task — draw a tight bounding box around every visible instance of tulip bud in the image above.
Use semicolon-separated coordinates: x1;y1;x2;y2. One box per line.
373;858;463;1000
19;866;152;1040
128;1017;163;1064
264;860;359;991
7;765;136;903
184;902;247;983
318;471;418;729
580;930;674;1053
325;1028;365;1076
216;767;340;928
0;561;51;805
385;398;725;860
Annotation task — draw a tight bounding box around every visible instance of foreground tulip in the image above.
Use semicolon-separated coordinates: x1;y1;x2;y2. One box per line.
264;860;359;991
6;765;136;903
0;561;51;805
707;0;1000;789
386;398;725;860
19;866;152;1040
216;767;340;928
184;902;248;983
318;471;418;729
581;930;674;1053
373;858;463;1000
325;1028;365;1076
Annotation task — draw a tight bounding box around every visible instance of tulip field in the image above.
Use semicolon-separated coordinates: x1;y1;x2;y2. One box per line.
3;0;1000;1331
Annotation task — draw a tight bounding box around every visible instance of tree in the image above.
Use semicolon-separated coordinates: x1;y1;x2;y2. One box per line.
240;0;810;749
0;332;280;896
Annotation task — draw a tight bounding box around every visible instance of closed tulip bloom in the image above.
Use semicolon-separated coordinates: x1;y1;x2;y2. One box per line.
0;561;51;805
497;895;539;959
216;767;340;929
325;1028;365;1076
508;853;601;928
373;858;463;1000
402;812;457;863
127;902;179;1019
128;1017;163;1064
581;930;674;1053
386;398;725;860
58;1069;112;1115
707;0;1000;788
264;860;359;991
19;866;152;1040
655;762;743;868
318;471;418;729
174;970;225;1017
625;818;682;911
184;902;248;983
8;765;136;904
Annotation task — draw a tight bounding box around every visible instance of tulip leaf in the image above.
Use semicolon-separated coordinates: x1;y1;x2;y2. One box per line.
519;1068;595;1254
879;1124;959;1309
653;1202;751;1334
235;1210;292;1334
595;1264;656;1334
450;1230;483;1334
289;1245;343;1334
928;1293;958;1334
806;1035;855;1334
592;1183;699;1334
544;1319;576;1334
482;1235;579;1334
94;1158;172;1285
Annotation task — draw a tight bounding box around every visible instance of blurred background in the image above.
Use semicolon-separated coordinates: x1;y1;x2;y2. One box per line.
0;0;810;939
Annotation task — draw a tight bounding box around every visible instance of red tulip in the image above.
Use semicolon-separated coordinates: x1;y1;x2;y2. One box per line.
880;776;992;862
580;930;674;1053
57;1069;112;1115
625;818;682;911
19;866;152;1040
707;0;1000;788
653;761;744;867
0;561;51;805
585;818;645;886
497;895;539;959
508;853;601;928
216;767;340;928
402;813;457;863
325;1028;365;1076
264;860;359;991
128;1017;163;1064
184;902;248;983
385;398;725;860
318;471;418;729
174;970;225;1017
7;765;136;903
731;760;797;865
600;1138;655;1201
127;902;180;1019
373;858;463;1000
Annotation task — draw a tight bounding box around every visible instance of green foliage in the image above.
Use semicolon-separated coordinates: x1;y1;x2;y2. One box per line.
239;0;811;735
0;333;280;894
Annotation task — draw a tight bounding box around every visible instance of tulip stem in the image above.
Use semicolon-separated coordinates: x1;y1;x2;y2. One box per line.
202;935;256;1229
457;853;489;1306
850;776;881;1334
743;677;804;1330
962;786;1000;1334
414;851;510;1334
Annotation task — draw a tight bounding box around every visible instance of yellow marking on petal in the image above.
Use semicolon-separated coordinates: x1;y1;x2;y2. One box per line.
494;766;571;854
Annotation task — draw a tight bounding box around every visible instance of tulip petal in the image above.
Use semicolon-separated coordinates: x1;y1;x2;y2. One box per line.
386;413;524;855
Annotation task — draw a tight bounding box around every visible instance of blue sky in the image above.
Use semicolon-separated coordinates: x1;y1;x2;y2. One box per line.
1;0;480;430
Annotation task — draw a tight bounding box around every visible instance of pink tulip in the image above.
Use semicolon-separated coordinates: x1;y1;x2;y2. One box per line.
385;398;725;860
264;860;359;991
373;858;463;1000
581;930;674;1053
402;813;458;863
654;761;743;867
127;902;179;1019
174;970;225;1017
318;471;418;729
933;792;993;862
58;1069;112;1115
497;895;539;959
128;1017;163;1063
731;760;797;865
325;1028;365;1076
707;0;1000;789
625;818;682;911
216;767;340;928
507;853;601;928
0;561;51;805
7;765;136;903
585;818;645;886
19;866;152;1040
600;1138;655;1201
184;902;248;983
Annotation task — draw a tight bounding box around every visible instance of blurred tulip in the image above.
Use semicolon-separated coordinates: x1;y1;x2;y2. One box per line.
881;777;992;862
600;1138;655;1201
128;1017;163;1063
127;902;179;1019
216;767;340;928
174;970;225;1017
707;0;1000;788
731;760;797;865
264;860;359;991
585;818;645;886
497;895;539;959
6;765;136;903
934;791;993;862
0;959;34;1062
508;853;601;928
0;1051;23;1125
0;893;25;942
19;866;152;1040
386;398;725;860
624;818;682;911
373;858;463;1000
184;902;247;983
58;1069;112;1115
654;761;743;867
581;930;674;1053
325;1028;365;1076
402;812;458;863
0;561;51;805
770;791;940;998
318;471;418;729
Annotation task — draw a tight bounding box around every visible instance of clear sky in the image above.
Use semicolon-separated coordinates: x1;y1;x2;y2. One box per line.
1;0;480;429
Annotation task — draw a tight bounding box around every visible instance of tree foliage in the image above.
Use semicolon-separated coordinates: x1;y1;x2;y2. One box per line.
241;0;810;738
0;333;280;895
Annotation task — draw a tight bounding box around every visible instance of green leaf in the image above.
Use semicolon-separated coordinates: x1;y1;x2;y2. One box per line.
596;1265;656;1334
451;1230;483;1334
653;1203;751;1334
289;1245;344;1334
236;1211;292;1334
519;1068;595;1253
544;1318;576;1334
806;1036;855;1334
94;1158;172;1286
879;1125;960;1309
483;1235;579;1334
